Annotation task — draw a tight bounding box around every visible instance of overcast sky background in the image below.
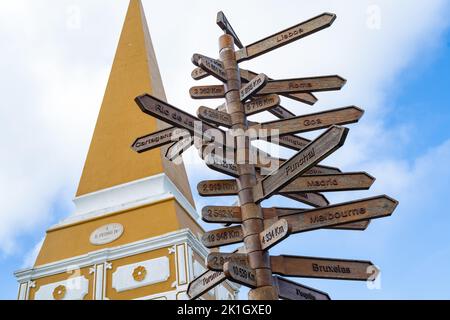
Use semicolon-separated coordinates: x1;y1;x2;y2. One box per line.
1;0;450;299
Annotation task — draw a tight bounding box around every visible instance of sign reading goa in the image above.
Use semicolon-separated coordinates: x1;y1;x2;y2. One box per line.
90;223;124;245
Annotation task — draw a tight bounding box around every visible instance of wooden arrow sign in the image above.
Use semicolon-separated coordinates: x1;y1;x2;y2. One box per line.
207;252;249;271
240;73;268;101
131;127;185;154
197;179;238;197
190;85;225;99
260;219;290;250
245;94;281;116
257;75;346;96
253;106;364;136
217;11;244;49
273;276;330;300
235;13;336;62
202;225;244;248
187;269;226;300
271;255;379;281
265;195;398;234
202;206;243;224
223;262;257;288
197;106;231;127
202;206;369;231
279;172;375;194
263;207;370;231
197;56;228;83
192;64;318;106
165;138;193;161
240;69;318;106
135;94;221;140
254;125;349;202
282;192;330;208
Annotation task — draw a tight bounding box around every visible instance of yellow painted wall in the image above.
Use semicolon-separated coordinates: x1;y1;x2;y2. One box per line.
35;198;201;266
105;247;175;300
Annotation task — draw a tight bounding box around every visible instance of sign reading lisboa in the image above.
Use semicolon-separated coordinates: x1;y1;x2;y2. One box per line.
90;223;124;245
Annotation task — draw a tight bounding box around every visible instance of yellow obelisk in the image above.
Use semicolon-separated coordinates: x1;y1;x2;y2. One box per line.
14;0;238;300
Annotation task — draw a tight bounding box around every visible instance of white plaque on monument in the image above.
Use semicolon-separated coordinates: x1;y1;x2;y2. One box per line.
90;223;124;245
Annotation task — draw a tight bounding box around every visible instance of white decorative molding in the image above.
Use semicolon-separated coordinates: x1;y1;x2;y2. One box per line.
94;264;104;300
15;229;207;284
49;174;198;230
90;223;124;246
176;244;187;286
112;257;170;292
34;276;89;300
14;229;241;300
168;245;176;255
18;283;28;300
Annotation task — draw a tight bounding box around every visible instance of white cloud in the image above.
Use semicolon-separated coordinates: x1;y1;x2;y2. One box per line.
0;0;449;272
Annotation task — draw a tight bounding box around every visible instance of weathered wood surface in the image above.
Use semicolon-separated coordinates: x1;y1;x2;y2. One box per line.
190;85;225;99
187;269;226;300
197;179;238;197
135;94;222;141
271;255;379;281
201;225;244;248
257;76;347;95
273;276;330;300
278;172;375;193
202;205;370;231
255;126;349;202
282;192;330;208
132;127;186;153
264;195;398;233
260;219;290;250
240;73;268;101
217;11;244;49
253;106;364;136
223;262;257;288
207;252;249;271
235;13;336;62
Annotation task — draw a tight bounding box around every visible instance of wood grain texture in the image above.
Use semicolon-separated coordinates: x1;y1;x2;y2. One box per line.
135;94;220;139
197;106;232;127
187;269;226;299
244;94;281;116
257;106;364;136
240;73;268;101
279;172;375;193
258;75;346;95
277;195;398;233
131;127;184;153
273;276;330;300
202;206;242;223
197;179;238;197
202;225;244;248
207;252;249;271
190;85;225;99
258;126;349;202
216;11;244;49
235;13;336;62
271;255;379;281
241;69;318;106
260;219;290;250
282;192;330;208
224;262;257;288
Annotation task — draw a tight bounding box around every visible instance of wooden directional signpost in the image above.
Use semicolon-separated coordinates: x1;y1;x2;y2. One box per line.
132;10;399;300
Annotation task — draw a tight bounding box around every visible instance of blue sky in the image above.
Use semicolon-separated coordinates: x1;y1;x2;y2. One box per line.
1;0;450;300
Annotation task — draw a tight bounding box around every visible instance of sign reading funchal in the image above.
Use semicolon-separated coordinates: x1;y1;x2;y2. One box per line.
132;11;398;300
